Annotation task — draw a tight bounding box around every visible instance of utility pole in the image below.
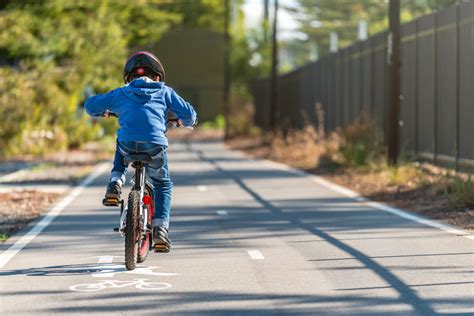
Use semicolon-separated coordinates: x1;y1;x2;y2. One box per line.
387;0;401;165
269;0;279;130
223;0;231;139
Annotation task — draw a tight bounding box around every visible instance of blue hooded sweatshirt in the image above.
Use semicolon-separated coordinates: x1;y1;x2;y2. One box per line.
84;77;197;146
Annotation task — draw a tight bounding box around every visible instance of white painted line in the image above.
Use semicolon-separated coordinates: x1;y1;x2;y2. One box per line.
0;168;29;183
0;162;110;269
247;249;265;260
97;256;114;264
264;159;474;241
216;210;228;216
197;185;208;192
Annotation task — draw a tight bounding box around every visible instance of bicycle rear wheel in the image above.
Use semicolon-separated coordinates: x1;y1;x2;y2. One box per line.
125;190;140;270
137;186;154;263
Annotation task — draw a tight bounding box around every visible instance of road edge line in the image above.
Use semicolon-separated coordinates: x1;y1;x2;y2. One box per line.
0;168;30;183
263;159;474;241
0;162;110;269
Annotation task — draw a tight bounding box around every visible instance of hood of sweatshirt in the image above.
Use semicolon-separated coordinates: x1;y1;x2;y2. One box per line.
122;77;165;103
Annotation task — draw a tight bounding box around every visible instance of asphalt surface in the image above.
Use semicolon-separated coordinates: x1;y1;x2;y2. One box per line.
1;140;473;315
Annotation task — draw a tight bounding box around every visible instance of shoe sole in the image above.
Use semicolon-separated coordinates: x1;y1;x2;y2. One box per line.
153;233;171;253
105;192;121;199
102;197;120;207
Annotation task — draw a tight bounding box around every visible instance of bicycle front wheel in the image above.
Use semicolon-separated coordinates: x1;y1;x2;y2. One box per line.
125;189;140;270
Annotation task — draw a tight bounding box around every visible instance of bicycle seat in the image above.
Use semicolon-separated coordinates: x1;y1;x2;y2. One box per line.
124;154;153;164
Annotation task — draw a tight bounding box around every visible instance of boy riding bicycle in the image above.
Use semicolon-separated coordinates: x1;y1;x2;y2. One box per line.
84;51;197;251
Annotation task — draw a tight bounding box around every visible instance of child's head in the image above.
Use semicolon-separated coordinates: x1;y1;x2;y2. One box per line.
123;51;165;84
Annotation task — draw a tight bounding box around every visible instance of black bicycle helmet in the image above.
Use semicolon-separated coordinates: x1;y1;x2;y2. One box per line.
123;51;166;84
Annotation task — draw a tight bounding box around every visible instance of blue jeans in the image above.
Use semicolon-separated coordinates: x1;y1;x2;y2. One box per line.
111;141;172;228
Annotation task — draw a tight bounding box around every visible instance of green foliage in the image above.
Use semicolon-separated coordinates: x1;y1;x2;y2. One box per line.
0;68;31;156
159;0;224;32
201;115;226;130
0;0;266;157
0;0;180;157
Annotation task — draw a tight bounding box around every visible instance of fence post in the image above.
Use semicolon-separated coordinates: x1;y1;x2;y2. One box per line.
387;0;401;165
370;36;375;116
269;0;279;130
414;19;419;156
433;12;438;165
348;48;353;123
455;3;461;171
223;0;231;140
332;55;337;131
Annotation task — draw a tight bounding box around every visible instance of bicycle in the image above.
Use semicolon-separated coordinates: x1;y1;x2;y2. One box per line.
102;112;188;270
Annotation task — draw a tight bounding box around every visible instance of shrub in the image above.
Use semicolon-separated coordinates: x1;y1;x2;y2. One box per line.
0;68;34;156
338;114;382;167
445;175;474;209
227;87;260;138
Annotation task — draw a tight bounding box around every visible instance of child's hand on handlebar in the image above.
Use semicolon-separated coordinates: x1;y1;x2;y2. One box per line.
101;111;117;118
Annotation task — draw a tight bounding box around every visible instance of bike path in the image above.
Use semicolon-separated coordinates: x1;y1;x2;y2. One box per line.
1;140;473;315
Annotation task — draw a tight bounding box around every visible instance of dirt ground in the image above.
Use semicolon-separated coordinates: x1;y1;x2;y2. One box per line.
227;136;474;232
0;141;112;242
0;190;61;241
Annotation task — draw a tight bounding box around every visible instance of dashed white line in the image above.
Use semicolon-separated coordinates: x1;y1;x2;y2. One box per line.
97;256;114;264
197;185;207;192
216;210;228;216
247;250;265;260
0;162;110;269
197;185;208;192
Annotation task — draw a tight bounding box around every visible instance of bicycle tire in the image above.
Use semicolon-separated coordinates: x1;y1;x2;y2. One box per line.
137;187;153;263
125;190;140;270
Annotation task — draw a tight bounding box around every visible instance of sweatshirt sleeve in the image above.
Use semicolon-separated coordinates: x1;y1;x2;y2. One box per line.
84;88;119;117
165;87;197;126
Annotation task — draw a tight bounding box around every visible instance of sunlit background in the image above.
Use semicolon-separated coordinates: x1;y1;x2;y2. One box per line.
0;0;462;158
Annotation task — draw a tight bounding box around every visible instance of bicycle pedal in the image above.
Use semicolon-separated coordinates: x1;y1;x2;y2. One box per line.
154;244;170;253
102;198;120;207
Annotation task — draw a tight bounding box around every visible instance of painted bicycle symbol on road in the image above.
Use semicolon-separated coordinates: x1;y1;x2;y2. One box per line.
69;256;179;292
70;278;171;292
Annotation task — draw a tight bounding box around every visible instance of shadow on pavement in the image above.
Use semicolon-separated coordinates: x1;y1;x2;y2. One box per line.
194;147;443;316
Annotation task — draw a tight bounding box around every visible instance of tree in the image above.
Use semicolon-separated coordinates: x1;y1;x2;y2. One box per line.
288;0;459;58
0;0;179;155
288;0;387;56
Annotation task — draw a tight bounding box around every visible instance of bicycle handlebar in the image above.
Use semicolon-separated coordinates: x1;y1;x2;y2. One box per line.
102;111;193;129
